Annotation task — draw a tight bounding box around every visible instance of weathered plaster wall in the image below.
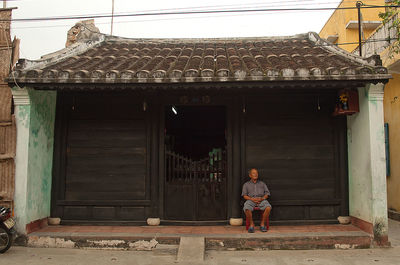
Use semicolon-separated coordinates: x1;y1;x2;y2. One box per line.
12;87;56;233
347;83;388;239
13;102;30;233
26;89;57;224
383;75;400;213
347;86;373;222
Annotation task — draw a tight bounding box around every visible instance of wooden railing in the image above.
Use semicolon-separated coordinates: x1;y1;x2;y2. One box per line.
165;149;226;183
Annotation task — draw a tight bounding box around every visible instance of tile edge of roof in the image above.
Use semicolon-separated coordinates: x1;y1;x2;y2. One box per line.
308;32;381;68
16;34;106;72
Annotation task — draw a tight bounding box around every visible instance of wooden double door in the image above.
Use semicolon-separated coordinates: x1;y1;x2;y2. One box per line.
163;105;228;221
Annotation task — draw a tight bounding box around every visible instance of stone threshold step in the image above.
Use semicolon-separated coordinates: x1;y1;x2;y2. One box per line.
24;231;373;251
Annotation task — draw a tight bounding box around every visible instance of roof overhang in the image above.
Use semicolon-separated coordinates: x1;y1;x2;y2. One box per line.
8;79;390;92
326;35;339;43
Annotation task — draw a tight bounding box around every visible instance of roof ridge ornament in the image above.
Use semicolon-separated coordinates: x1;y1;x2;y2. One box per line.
66;20;101;48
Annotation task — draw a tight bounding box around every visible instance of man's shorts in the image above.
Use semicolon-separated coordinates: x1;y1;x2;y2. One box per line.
243;199;272;212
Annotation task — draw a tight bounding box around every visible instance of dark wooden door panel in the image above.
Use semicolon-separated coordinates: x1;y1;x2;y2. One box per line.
245;92;348;221
53;92;150;222
196;182;226;220
165;184;195;220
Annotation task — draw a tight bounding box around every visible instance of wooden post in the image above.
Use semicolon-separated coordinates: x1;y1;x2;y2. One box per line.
357;1;362;56
111;0;115;35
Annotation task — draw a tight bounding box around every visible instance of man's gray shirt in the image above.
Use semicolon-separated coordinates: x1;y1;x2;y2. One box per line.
241;180;271;198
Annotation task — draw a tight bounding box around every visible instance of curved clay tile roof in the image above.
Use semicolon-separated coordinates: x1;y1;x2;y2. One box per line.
8;32;390;85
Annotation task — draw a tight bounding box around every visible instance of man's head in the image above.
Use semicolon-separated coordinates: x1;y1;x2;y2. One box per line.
248;168;259;182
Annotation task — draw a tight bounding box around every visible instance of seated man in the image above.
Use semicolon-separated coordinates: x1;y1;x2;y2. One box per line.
242;168;272;233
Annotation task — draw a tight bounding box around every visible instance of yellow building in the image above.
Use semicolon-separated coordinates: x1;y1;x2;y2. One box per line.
321;0;400;220
379;39;400;221
320;0;385;52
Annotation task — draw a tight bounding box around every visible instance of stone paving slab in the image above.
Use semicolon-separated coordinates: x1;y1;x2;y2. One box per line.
177;236;205;262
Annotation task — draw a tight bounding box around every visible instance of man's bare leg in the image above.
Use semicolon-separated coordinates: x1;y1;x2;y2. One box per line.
245;209;254;228
260;206;271;227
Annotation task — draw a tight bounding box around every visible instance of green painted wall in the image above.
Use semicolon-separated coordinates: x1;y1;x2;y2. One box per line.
26;89;57;223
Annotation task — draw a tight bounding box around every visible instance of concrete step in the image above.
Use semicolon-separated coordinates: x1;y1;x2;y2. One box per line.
177;236;205;262
24;229;373;251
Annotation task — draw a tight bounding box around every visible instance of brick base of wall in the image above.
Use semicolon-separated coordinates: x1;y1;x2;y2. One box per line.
26;217;48;234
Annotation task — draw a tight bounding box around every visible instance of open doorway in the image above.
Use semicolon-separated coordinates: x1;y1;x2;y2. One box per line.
164;105;227;221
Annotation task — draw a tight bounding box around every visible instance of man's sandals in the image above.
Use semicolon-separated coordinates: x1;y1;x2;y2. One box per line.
248;226;268;233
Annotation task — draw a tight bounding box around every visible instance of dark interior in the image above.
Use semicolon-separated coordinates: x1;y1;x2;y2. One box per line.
165;105;226;159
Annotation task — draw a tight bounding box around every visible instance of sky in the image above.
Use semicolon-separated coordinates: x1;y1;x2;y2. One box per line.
7;0;344;60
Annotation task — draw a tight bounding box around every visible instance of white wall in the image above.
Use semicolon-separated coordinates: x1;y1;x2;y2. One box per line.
347;83;388;239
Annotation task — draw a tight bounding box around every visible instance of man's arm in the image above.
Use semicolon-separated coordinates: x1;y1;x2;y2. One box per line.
263;182;270;200
244;195;262;203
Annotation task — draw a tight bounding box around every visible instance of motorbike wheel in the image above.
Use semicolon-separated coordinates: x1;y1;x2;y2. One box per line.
0;225;12;253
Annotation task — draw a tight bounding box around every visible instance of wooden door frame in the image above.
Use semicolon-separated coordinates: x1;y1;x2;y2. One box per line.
157;92;237;221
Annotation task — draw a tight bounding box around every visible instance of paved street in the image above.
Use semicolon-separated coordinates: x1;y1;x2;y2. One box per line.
1;219;400;265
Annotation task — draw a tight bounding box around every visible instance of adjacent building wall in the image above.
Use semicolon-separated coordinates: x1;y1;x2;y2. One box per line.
12;87;57;234
319;0;385;52
383;75;400;214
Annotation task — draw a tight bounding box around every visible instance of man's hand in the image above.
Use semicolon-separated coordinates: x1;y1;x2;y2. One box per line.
252;197;263;203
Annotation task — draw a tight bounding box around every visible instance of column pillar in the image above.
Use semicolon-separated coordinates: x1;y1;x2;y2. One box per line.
367;83;389;244
11;86;31;234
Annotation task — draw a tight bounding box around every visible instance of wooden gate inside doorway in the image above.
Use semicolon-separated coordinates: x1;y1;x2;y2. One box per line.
164;105;227;221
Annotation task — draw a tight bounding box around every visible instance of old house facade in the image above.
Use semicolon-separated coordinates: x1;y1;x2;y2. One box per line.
7;28;391;243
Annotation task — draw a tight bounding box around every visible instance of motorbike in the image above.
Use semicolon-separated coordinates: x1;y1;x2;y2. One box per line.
0;197;15;253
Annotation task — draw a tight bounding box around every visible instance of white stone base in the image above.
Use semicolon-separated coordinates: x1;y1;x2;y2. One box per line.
229;218;243;226
147;218;161;226
338;216;351;225
48;217;61;225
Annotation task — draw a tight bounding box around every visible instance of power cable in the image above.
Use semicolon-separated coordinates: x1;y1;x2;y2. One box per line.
1;4;396;23
80;20;399;48
11;8;340;30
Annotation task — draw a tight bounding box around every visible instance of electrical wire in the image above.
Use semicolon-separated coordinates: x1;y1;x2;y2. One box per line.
6;1;346;30
320;37;399;46
10;8;338;30
7;0;398;54
10;0;339;21
1;4;395;23
79;20;399;49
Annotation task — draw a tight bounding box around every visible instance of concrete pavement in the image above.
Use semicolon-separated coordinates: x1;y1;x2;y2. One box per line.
1;219;399;265
2;243;400;265
388;218;400;247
